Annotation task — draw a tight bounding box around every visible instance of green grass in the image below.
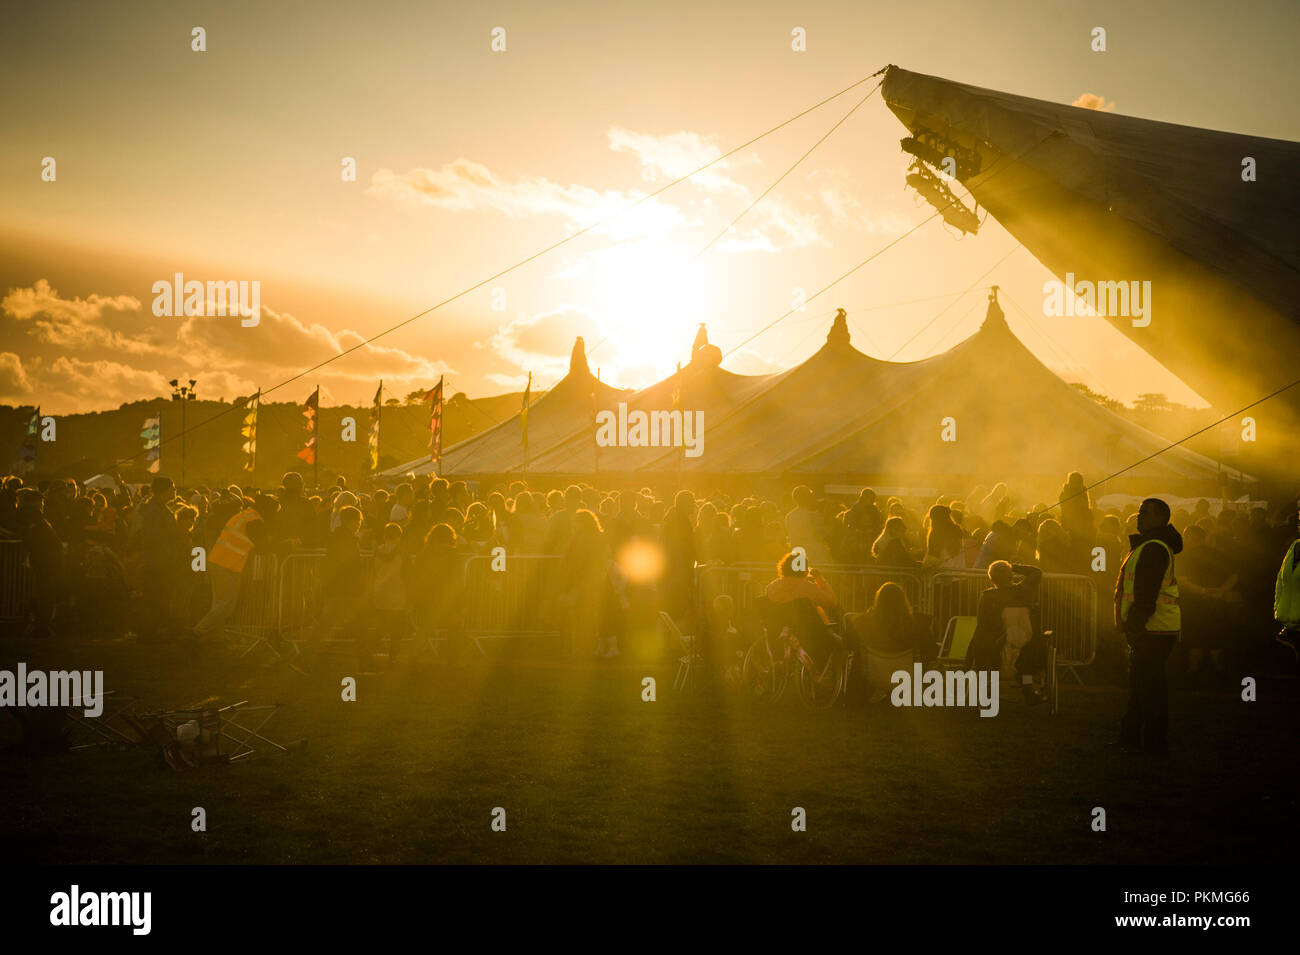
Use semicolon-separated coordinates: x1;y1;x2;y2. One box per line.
2;632;1297;864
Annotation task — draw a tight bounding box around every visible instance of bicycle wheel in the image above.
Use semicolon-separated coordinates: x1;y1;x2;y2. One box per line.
742;636;788;703
797;650;845;709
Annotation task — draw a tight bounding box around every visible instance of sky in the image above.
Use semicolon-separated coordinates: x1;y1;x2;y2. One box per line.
2;0;1298;413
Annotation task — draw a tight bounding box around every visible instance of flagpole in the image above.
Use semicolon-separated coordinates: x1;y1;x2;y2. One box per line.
313;385;319;490
522;371;531;476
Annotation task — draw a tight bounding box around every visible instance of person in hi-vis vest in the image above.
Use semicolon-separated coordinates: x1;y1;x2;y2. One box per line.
1275;513;1300;659
1113;498;1182;755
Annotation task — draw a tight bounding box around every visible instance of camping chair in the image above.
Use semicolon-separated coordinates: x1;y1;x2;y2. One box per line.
660;611;702;692
937;615;977;669
863;648;914;704
64;691;141;752
938;614;1060;714
124;700;304;770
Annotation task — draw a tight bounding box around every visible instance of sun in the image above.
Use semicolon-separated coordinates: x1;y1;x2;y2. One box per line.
587;239;705;382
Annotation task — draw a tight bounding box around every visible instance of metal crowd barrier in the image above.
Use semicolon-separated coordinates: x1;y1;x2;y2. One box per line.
276;548;329;640
266;549;564;653
228;552;284;655
909;570;1097;674
462;554;563;644
0;539;31;623
696;562;1097;677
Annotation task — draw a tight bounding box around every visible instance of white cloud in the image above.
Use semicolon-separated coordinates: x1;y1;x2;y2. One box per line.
0;281;451;413
1072;93;1116;112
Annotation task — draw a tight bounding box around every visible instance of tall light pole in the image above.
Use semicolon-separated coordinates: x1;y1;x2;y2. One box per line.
169;378;197;486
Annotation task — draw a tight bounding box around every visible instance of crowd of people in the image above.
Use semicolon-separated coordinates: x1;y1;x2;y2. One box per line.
1;469;1297;689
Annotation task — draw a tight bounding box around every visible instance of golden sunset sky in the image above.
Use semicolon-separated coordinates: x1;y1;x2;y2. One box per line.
2;0;1297;413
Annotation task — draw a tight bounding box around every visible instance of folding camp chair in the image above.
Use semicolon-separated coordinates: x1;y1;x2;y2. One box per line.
938;614;1060;714
660;612;702;692
863;648;914;703
124;700;304;769
64;691;141;752
937;615;977;668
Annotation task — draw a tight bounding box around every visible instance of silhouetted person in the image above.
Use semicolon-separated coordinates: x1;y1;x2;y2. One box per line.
16;489;60;639
132;477;179;643
416;522;468;664
194;496;266;641
1114;497;1183;756
967;559;1045;702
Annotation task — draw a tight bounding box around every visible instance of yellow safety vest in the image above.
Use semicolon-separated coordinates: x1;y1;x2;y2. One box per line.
1118;538;1180;634
210;507;261;573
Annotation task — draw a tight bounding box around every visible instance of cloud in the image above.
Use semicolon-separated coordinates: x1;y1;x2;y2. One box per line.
489;306;602;379
606;127;749;197
1072;93;1116;112
367;158;684;241
368;127;828;253
2;279;139;323
0;352;32;400
0;281;450;413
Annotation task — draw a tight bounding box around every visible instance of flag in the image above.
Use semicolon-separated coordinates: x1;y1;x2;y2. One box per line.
241;391;260;472
520;372;531;449
18;407;39;474
367;381;382;471
296;386;319;465
425;376;444;468
142;414;161;474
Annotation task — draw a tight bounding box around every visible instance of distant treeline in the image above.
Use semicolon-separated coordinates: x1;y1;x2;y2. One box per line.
0;391;530;486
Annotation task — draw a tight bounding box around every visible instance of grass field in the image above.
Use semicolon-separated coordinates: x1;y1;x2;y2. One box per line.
2;632;1297;865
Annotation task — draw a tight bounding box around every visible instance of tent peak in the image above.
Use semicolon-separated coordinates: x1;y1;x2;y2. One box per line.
979;287;1008;331
569;336;589;375
691;323;709;353
826;308;851;346
690;323;722;368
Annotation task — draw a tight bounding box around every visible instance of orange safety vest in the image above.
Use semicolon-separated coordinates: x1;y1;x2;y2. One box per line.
209;507;262;573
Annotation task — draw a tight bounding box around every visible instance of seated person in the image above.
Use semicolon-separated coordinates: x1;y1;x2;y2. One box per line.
764;551;838;616
845;582;928;699
966;559;1047;702
845;582;927;656
762;552;840;668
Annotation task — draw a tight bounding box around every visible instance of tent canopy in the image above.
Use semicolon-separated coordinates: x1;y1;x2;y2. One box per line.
881;65;1300;466
388;299;1239;486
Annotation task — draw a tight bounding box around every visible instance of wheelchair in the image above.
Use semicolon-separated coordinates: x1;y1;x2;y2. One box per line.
743;596;848;709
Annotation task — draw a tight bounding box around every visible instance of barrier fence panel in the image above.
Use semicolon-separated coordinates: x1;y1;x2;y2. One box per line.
462;554;563;644
277;549;328;641
229;553;282;654
929;570;1097;673
1037;574;1098;669
697;563;1095;677
0;539;31;623
274;551;564;652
